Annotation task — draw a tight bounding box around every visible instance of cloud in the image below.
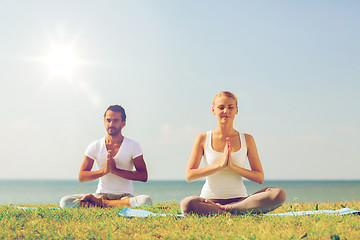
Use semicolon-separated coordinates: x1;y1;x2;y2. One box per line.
156;123;202;145
338;127;359;135
13;119;31;132
294;133;331;144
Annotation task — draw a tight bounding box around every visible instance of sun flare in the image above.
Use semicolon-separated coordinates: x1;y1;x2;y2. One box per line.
45;44;79;78
30;35;102;106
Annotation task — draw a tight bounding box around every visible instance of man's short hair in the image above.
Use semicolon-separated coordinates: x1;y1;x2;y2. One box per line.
104;105;126;122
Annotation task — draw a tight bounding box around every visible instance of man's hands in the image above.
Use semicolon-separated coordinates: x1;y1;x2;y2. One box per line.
103;150;117;175
101;151;148;182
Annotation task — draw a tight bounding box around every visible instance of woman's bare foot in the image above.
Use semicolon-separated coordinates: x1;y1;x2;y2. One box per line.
204;199;226;211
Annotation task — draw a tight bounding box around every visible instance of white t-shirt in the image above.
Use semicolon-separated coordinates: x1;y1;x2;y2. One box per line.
84;137;143;194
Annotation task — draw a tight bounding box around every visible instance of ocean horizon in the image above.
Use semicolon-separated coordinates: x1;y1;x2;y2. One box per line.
1;179;359;205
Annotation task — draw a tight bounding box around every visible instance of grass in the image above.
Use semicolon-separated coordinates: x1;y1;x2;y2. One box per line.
0;201;359;239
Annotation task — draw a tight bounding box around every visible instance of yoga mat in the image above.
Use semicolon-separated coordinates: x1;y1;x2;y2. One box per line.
119;207;184;217
118;207;360;218
4;206;60;210
266;208;360;216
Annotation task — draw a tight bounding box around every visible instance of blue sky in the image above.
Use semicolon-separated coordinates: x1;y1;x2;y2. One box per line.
0;1;359;180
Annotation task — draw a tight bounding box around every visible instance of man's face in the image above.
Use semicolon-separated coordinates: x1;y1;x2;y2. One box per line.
104;110;125;136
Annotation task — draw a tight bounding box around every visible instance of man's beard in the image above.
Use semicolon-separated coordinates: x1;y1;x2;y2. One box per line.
107;127;121;136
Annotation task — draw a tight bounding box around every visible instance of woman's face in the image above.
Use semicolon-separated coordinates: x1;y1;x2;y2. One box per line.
212;96;238;122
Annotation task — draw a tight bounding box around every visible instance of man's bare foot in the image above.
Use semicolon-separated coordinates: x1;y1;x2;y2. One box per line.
80;194;105;208
101;196;131;208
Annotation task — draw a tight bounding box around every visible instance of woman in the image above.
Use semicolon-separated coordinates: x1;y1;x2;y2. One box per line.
180;91;286;215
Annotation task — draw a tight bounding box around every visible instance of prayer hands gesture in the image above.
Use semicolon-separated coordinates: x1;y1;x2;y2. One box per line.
104;150;117;174
217;137;231;169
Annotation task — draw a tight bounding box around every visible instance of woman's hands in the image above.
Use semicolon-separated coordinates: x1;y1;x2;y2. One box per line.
217;137;254;176
216;138;231;169
227;134;265;184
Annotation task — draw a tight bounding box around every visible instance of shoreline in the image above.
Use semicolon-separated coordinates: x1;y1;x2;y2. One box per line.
3;199;359;207
1;179;359;204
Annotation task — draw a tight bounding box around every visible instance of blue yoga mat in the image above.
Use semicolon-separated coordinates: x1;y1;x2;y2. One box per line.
2;206;60;210
266;208;360;216
119;207;184;217
118;207;360;218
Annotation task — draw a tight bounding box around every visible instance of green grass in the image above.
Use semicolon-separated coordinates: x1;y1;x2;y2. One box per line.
1;201;359;239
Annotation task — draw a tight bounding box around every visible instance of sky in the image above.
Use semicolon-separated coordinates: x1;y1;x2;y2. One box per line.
0;1;359;181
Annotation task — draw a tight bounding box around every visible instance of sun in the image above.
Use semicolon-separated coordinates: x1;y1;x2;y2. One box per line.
48;46;76;77
30;35;102;106
45;43;80;79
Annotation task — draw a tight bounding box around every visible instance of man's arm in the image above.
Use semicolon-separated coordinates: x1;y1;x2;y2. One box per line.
110;155;148;182
78;156;108;182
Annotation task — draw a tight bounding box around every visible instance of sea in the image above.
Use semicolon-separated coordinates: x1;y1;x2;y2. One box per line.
0;179;359;205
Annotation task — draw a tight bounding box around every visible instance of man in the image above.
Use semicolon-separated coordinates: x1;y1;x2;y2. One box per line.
60;105;152;208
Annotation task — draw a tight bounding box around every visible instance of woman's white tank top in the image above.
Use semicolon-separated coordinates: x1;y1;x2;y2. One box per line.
200;131;248;199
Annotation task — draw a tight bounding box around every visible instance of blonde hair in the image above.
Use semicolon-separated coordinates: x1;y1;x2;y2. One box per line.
213;91;238;106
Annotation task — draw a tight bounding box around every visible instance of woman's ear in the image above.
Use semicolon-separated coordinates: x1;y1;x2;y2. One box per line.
212;106;216;115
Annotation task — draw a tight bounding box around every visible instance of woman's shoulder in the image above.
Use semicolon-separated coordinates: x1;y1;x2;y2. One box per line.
243;133;256;145
243;133;253;138
196;132;207;141
192;132;208;146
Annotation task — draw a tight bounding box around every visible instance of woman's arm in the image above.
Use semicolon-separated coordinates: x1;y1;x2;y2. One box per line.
185;133;229;182
228;134;264;184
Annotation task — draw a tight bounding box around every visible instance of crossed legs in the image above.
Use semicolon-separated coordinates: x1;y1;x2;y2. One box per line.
60;193;152;208
180;187;286;216
78;194;131;208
